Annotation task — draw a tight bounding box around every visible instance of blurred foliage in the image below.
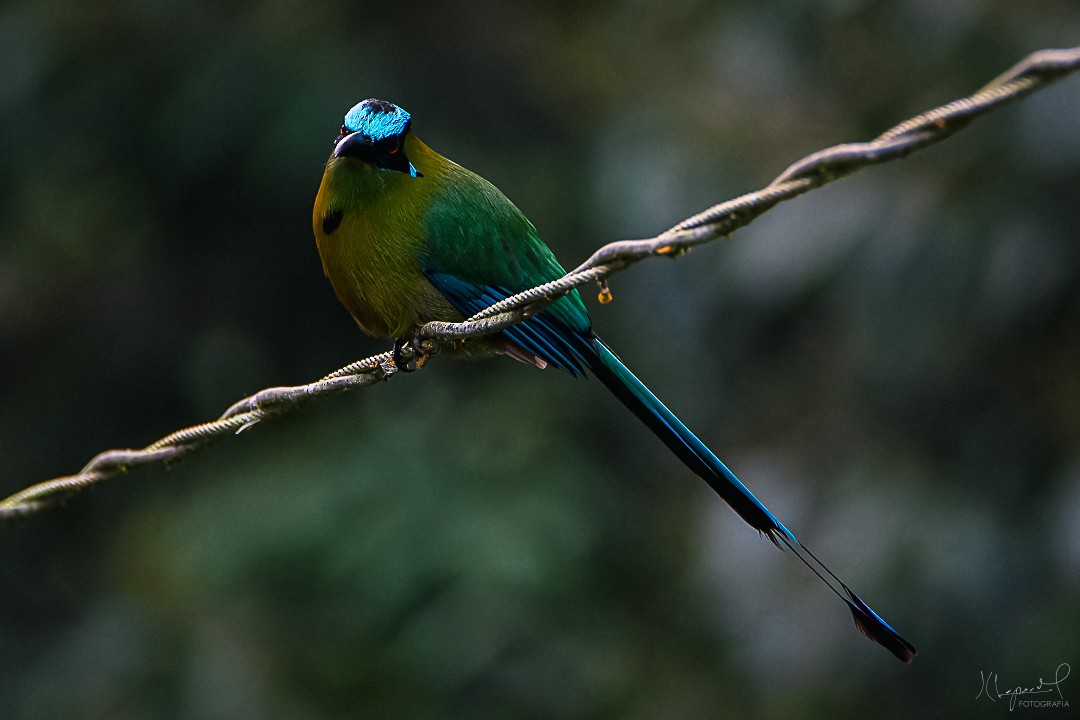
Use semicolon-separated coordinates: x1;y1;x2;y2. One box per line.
2;1;1080;718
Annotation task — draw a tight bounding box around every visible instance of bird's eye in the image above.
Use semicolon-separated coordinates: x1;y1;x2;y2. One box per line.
386;139;400;155
339;125;348;136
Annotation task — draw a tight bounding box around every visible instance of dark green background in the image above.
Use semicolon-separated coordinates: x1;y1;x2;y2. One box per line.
2;1;1079;718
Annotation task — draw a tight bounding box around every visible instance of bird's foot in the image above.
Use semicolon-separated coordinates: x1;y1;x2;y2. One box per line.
392;333;430;372
392;337;416;372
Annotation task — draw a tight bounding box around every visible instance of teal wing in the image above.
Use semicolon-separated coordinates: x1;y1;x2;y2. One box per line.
420;180;596;375
418;168;917;663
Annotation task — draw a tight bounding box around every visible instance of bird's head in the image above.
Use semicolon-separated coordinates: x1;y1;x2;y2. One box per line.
330;98;422;179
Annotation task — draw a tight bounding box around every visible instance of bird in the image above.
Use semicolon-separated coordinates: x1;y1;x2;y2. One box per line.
312;98;916;663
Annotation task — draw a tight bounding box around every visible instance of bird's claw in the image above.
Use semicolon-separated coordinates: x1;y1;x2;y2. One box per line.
392;335;429;372
392;337;415;372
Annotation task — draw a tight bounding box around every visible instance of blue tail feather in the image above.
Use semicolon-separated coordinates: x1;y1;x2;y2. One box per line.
423;269;915;662
588;339;792;541
586;337;916;663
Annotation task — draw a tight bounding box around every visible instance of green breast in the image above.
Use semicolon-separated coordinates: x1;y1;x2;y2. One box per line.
315;167;455;339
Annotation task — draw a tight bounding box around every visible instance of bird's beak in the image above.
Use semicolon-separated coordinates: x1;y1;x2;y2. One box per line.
333;132;373;160
332;132;422;178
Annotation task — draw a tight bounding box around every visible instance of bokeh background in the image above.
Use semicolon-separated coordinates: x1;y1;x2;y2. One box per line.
2;1;1079;718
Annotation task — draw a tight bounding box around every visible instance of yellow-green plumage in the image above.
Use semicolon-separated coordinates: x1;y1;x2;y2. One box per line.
310;98;916;663
314;129;577;347
314;133;456;338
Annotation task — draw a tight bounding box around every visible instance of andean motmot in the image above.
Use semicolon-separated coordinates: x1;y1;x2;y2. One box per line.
312;98;916;663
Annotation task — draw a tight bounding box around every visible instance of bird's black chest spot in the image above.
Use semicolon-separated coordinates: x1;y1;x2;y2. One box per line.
322;209;344;235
